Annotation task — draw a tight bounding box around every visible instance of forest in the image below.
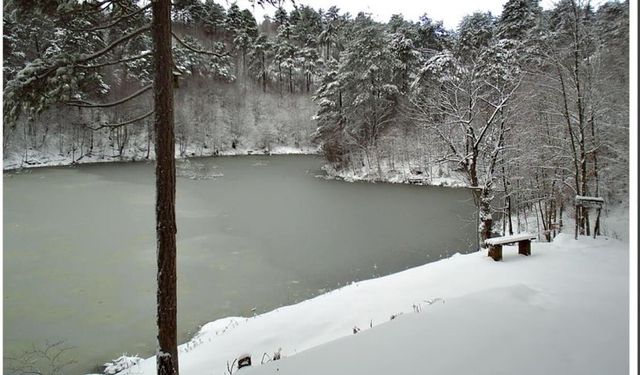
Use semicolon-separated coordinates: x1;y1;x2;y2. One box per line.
1;2;632;374
3;0;630;241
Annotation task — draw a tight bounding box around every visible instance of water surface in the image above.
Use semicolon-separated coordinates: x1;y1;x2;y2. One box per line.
3;155;476;373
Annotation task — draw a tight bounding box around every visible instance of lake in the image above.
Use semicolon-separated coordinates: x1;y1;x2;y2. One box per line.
3;155;476;374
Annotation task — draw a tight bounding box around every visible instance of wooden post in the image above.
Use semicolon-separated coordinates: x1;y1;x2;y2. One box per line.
518;240;531;256
488;245;503;261
575;196;604;240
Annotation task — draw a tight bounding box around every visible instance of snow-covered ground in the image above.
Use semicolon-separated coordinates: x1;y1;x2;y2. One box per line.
113;233;630;375
603;204;630;242
2;144;320;171
321;162;468;188
493;203;629;244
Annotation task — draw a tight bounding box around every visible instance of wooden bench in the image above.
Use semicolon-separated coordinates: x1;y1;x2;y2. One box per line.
484;233;536;261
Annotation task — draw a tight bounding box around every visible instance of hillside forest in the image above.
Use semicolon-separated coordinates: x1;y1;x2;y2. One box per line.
3;0;630;239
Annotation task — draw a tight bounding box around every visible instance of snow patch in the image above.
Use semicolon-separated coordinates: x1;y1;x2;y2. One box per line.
114;233;629;375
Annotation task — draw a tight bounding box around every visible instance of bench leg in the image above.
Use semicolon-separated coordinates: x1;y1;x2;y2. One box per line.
518;240;531;256
488;245;502;261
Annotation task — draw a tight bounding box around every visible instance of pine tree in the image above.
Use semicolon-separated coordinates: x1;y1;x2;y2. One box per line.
313;58;345;164
202;0;226;36
415;14;450;52
320;6;350;60
248;34;272;92
388;26;421;94
334;14;398;175
456;12;496;61
497;0;542;41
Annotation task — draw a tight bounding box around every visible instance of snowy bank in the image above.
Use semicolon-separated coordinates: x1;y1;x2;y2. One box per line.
320;163;468;188
114;234;629;375
2;145;320;171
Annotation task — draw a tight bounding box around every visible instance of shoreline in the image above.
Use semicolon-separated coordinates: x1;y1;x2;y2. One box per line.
2;146;321;172
111;233;629;375
4;149;471;190
320;164;470;189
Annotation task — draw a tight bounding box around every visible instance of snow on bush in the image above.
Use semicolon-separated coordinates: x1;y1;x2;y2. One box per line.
103;354;142;374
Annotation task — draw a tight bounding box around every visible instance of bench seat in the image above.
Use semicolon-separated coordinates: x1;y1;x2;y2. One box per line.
484;233;536;261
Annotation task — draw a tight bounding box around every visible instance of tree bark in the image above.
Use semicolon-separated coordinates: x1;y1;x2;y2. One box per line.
501;162;513;235
479;188;493;243
589;114;601;235
262;55;267;93
571;0;590;236
152;0;179;374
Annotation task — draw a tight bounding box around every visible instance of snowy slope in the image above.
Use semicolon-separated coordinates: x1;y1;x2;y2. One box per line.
114;234;629;375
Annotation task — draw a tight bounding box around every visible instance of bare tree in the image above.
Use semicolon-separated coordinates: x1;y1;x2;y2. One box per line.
410;47;522;242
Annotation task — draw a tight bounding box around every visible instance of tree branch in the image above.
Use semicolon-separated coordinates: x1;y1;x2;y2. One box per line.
473;78;522;150
69;4;151;32
65;85;152;108
171;32;228;57
77;24;151;63
76;51;152;69
84;109;154;130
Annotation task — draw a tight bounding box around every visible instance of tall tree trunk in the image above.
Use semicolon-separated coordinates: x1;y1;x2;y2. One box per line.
147;119;153;159
589;114;601;234
278;63;282;97
501;162;513;235
559;201;564;233
289;67;293;94
580;124;590;235
557;66;580;194
152;0;179;374
468;154;479;187
262;55;266;93
88;128;93;155
570;0;591;236
479;188;493;243
242;50;246;79
22;121;29;165
375;145;383;179
538;199;549;241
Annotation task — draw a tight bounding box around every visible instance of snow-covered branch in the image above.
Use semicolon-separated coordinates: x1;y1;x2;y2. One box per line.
65;85;152;108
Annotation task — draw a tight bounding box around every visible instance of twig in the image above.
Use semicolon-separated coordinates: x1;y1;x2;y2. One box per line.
226;358;238;375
